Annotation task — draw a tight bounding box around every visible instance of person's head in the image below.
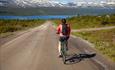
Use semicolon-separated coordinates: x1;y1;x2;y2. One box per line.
61;18;66;24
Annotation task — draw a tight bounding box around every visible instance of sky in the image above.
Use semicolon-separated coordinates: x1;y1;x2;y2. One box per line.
55;0;74;3
55;0;107;3
1;0;114;4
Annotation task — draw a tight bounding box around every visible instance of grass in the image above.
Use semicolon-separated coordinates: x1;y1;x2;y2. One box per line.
72;29;115;62
0;19;45;34
53;14;115;29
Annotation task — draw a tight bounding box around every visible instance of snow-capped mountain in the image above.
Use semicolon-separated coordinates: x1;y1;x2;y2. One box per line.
0;0;79;8
0;0;115;8
0;0;67;8
0;0;8;7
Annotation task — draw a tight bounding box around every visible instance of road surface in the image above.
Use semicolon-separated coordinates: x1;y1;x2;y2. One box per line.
0;21;115;70
72;26;115;32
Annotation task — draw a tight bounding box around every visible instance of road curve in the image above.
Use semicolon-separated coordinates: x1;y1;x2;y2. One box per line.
72;26;115;32
0;21;114;70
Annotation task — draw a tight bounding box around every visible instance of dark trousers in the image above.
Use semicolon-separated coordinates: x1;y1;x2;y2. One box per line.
59;36;69;51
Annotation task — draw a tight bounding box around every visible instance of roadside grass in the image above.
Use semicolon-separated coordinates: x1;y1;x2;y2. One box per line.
53;14;115;29
0;19;45;34
52;19;60;26
72;29;115;62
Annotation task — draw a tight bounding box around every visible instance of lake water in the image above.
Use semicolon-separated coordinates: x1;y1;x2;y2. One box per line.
0;15;72;19
0;7;115;19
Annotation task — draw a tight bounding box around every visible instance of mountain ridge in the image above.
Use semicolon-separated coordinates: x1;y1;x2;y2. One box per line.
0;0;115;8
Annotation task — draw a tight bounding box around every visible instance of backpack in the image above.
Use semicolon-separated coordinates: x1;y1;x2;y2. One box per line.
62;23;68;35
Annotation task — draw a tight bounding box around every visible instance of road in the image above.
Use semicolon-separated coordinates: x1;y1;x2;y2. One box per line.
0;21;115;70
72;26;115;32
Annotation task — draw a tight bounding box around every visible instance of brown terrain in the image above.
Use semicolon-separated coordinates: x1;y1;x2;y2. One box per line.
0;21;115;70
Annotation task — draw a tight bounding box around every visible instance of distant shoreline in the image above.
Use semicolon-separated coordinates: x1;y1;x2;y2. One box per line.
0;14;115;20
0;15;73;20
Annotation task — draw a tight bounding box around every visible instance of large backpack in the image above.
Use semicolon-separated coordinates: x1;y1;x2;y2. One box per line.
62;23;68;35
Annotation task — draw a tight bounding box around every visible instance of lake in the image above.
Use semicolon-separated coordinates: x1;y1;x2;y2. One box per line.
0;15;72;19
0;7;115;19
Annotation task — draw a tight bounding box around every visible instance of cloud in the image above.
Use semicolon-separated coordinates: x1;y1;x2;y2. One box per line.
74;0;106;2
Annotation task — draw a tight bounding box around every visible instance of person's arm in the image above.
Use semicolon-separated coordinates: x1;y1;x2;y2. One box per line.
56;24;60;34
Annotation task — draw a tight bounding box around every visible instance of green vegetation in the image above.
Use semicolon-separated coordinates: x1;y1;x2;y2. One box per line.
53;19;60;26
53;14;115;62
53;14;115;29
0;19;44;34
73;29;115;62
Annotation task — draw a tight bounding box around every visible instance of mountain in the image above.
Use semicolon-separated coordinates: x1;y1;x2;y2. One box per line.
0;0;115;8
0;0;67;8
0;0;8;7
